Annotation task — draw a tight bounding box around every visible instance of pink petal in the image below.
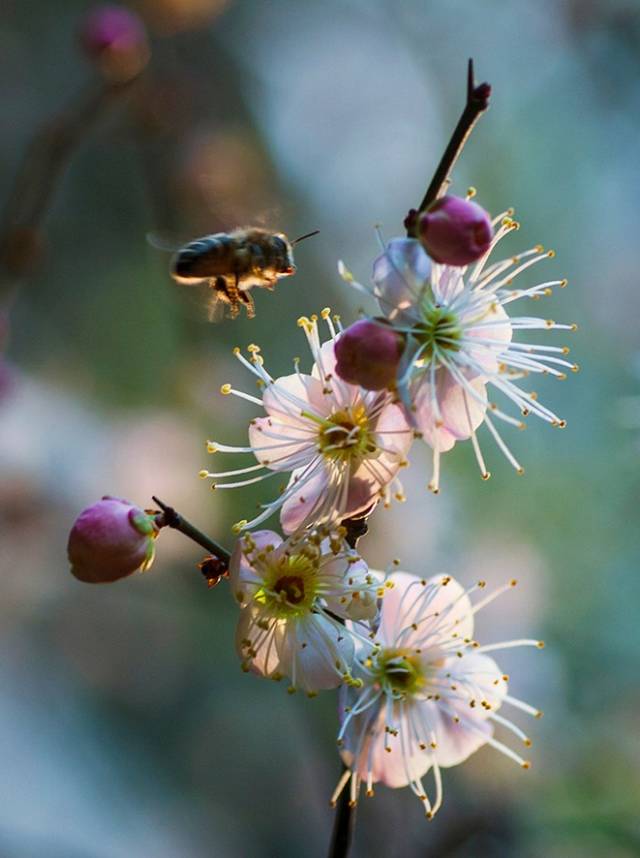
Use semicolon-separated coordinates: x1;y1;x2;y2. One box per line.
277;614;354;692
280;465;332;534
229;530;282;604
379;572;474;647
249;416;316;471
235;606;286;677
372;239;431;320
413;372;487;449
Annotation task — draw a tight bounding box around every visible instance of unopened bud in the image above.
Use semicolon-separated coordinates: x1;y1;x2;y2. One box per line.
79;5;150;83
68;496;158;584
334;319;404;391
418;195;493;266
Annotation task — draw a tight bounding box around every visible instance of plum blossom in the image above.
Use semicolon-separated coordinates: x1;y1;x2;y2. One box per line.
339;201;577;492
333;571;543;816
202;310;412;533
229;525;387;694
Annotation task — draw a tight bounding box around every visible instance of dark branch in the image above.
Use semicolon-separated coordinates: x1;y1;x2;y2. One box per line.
152;496;231;565
407;58;491;234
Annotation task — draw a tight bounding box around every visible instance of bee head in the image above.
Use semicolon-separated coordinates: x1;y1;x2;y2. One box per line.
273;234;296;275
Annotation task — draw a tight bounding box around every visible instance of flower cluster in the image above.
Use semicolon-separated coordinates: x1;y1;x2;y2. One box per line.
339;193;577;492
67;195;564;821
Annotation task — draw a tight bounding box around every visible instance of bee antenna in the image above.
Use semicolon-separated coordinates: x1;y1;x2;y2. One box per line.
292;229;320;245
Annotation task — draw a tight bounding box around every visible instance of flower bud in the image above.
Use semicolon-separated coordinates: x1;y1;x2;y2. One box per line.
79;5;150;83
418;195;493;266
334;319;404;391
68;496;158;584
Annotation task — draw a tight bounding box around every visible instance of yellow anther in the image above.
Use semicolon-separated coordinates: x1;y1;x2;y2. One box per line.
220;383;232;395
466;186;477;198
321;307;331;319
206;441;217;453
198;470;209;479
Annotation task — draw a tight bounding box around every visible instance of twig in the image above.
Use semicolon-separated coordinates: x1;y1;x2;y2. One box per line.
407;58;491;236
327;510;371;858
152;495;231;564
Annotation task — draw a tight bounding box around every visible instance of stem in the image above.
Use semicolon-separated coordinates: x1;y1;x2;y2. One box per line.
407;58;491;235
152;495;231;564
327;510;371;858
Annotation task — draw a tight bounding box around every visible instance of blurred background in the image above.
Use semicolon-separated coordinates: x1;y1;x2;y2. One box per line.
1;0;640;855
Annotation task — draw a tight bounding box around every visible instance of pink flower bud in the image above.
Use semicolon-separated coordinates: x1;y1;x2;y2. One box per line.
334;319;405;391
68;496;158;584
79;5;150;82
418;195;493;266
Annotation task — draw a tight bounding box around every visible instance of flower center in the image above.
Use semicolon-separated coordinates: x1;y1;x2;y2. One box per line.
375;647;425;697
260;553;318;617
317;405;377;463
413;306;462;360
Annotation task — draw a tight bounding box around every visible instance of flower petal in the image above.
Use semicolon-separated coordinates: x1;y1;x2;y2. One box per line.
372;239;431;321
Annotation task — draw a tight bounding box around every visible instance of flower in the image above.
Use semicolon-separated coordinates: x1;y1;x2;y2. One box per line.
340;203;577;492
334;318;404;391
201;310;412;533
333;571;543;816
229;526;387;694
79;5;150;82
417;194;494;266
68;496;158;583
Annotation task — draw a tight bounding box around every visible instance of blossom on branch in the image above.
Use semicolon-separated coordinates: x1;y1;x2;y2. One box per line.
333;571;543;816
202;311;412;533
339;199;577;491
229;526;387;695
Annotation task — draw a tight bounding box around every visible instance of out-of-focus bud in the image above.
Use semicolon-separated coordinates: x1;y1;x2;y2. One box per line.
79;5;150;83
68;496;158;584
334;319;405;391
418;195;493;266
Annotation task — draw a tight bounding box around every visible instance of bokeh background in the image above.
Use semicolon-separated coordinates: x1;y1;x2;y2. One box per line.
1;0;640;855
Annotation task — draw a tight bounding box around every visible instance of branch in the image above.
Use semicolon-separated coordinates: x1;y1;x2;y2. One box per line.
408;58;491;233
0;77;139;293
152;495;231;564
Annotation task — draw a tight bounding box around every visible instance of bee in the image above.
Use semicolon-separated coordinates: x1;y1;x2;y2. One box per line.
169;227;318;320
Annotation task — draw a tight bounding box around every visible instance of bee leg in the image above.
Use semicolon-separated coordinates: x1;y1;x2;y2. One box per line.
239;289;256;319
213;275;240;319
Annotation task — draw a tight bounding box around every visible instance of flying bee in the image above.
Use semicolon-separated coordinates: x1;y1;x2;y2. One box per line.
169;227;319;321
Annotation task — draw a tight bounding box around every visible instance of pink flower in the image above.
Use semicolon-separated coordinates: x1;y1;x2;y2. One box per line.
229;526;384;694
202;311;413;534
68;496;158;584
340;204;576;492
333;571;543;816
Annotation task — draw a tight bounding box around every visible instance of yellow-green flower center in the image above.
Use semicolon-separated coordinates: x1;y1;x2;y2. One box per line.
316;405;377;463
413;306;462;359
256;553;318;618
375;648;425;697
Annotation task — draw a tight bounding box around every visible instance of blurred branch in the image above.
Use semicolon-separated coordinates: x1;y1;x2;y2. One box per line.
152;495;231;565
0;77;139;295
407;58;491;234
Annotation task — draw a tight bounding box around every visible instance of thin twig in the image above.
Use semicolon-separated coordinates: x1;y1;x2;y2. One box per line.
327;510;371;858
407;58;491;236
152;495;231;564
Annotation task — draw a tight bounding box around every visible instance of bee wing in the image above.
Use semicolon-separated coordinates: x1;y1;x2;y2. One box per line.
206;290;227;324
146;232;182;253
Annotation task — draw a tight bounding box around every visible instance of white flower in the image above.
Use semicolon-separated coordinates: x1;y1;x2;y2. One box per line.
341;206;577;492
333;570;543;817
229;526;386;694
202;310;412;533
